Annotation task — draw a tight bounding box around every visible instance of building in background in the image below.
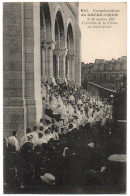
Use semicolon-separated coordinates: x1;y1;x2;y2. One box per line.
81;56;127;90
3;2;81;139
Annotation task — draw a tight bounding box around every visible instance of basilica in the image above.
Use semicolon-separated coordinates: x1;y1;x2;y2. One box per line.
3;2;81;138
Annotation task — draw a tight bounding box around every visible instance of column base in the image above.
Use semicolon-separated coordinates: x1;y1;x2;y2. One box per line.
46;76;56;85
41;76;46;83
59;78;68;84
55;77;60;85
68;79;75;82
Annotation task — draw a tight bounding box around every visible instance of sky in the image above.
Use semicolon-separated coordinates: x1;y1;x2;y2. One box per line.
79;2;127;64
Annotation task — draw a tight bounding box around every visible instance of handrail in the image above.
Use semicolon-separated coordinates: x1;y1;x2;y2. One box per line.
88;82;117;94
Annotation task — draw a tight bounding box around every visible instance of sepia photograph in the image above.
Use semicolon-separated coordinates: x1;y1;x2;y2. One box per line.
3;1;127;194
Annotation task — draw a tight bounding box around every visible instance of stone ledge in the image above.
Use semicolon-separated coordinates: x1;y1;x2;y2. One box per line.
25;99;36;105
3;97;24;107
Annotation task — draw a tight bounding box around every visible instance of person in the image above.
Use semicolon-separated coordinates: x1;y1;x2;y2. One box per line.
8;130;19;151
77;98;82;106
88;105;93;118
43;129;53;142
69;93;75;103
34;132;47;146
30;126;38;142
37;118;44;129
39;126;44;132
41;82;46;99
50;125;59;140
20;128;33;147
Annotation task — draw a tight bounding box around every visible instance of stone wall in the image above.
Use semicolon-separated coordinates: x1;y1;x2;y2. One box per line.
3;2;42;140
3;3;25;139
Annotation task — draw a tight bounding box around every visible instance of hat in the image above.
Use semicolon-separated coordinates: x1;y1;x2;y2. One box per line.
88;142;95;148
108;154;126;162
40;173;55;185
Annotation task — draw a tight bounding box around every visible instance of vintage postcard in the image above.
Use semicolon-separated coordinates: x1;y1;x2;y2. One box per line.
3;2;127;194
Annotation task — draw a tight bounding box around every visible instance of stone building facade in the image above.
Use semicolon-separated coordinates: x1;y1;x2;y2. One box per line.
81;56;127;90
3;2;81;139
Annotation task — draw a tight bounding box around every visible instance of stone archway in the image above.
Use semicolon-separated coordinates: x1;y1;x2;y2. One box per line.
54;10;67;82
40;3;55;84
40;3;52;41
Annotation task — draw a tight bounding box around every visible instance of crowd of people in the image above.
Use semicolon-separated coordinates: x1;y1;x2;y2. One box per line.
3;80;125;193
42;80;112;127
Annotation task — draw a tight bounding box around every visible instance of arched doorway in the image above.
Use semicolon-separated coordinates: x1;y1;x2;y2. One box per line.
40;3;52;41
55;11;65;48
54;10;66;81
67;23;74;80
40;3;52;82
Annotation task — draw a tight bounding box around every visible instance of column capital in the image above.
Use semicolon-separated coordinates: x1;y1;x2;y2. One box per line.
59;48;68;56
70;53;76;58
67;53;71;58
54;48;60;56
46;40;56;50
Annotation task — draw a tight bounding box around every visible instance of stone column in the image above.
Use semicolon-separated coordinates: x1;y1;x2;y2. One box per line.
70;53;76;81
66;54;70;80
41;41;46;82
72;53;76;81
59;48;68;83
45;41;56;84
54;49;60;79
75;22;81;86
3;3;25;140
